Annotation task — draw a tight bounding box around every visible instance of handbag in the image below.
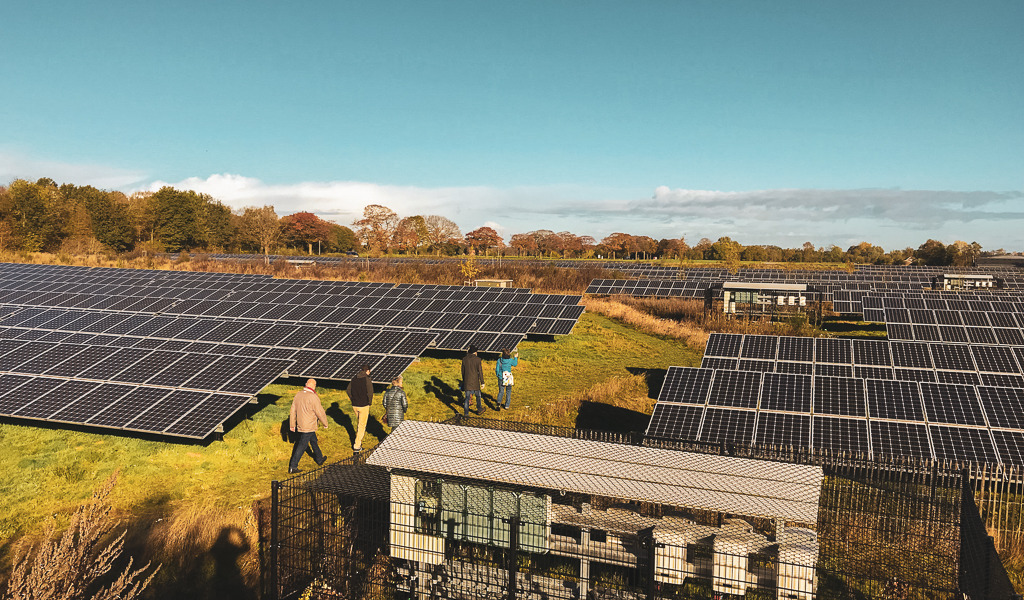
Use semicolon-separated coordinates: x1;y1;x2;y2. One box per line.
501;370;514;386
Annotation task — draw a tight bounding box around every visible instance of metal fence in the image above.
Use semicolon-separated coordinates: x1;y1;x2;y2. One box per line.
270;418;1007;600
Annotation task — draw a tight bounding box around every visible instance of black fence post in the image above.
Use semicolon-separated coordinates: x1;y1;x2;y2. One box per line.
270;479;280;600
639;526;657;600
507;516;520;600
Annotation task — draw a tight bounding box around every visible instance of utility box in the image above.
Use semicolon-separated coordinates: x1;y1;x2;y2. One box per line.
713;534;751;595
475;279;513;288
778;527;818;600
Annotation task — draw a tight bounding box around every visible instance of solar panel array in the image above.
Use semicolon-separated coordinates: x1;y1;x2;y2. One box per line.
0;338;291;439
647;333;1024;466
586;266;1024;305
700;333;1024;387
0;263;584;358
0;262;586;440
0;306;428;382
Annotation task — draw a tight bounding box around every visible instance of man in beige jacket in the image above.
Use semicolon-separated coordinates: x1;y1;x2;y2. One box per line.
288;379;329;473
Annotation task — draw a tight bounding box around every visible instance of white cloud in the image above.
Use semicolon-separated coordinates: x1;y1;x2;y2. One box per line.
0;150;147;189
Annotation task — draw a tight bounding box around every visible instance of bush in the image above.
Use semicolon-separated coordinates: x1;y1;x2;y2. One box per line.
3;473;159;600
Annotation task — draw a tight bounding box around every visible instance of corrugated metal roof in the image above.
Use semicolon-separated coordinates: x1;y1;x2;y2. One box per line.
367;421;823;523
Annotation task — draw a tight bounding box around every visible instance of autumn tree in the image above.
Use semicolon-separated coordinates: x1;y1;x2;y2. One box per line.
509;233;539;257
239;205;281;262
423;215;462;255
465;226;503;255
392;216;430;254
600;232;634;259
280;212;332;254
353;204;399;252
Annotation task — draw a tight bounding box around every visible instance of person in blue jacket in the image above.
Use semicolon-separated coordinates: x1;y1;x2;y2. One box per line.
495;348;519;410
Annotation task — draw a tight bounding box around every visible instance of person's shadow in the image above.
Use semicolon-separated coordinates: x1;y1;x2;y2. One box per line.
326;402;356;444
208;526;252;599
424;376;463;414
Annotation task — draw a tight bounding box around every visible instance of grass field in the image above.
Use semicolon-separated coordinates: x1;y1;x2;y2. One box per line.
0;310;701;598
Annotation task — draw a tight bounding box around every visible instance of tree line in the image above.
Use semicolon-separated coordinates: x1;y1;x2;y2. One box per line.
0;179;992;266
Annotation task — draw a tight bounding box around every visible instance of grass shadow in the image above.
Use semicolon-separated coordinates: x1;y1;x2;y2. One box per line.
626;366;667;399
574;401;650;434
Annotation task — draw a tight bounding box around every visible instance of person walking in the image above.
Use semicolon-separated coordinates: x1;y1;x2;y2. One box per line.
461;345;485;416
346;364;373;453
495;348;519;410
382;374;408;429
288;378;328;473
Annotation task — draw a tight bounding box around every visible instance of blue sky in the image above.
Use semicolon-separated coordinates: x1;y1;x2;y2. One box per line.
2;1;1022;250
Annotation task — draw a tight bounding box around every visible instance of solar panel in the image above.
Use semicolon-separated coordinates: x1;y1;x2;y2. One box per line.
115;350;189;384
656;367;714;405
852;339;892;366
125;389;211;432
870;421;932;460
14;379;102;418
992;430;1024;466
184;356;257;391
0;377;66;415
890;342;933;369
759;373;811;412
920;382;986;426
815;338;852;364
814;376;866;417
812;416;869;455
929;425;999;463
646;403;703;440
88;387;174;428
929;344;975;371
707;370;761;408
699;408;755;446
48;382;136;423
972;346;1020;373
164;393;252;438
704;333;742;358
754;412;810;448
13;345;89;373
740;335;778;360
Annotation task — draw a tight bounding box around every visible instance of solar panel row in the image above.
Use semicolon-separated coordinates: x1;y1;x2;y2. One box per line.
701;333;1024;387
0;339;291;439
648;366;1024;466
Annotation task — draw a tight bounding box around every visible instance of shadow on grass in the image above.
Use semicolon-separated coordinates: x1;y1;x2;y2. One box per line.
626;366;668;399
574;401;650;434
424;376;463;415
325;402;356;445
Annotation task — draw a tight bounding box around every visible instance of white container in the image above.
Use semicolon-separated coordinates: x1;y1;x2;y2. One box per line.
712;535;750;595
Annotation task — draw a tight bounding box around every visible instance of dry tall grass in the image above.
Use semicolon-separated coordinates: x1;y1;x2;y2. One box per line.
3;473;159;600
581;297;710;348
530;374;652;426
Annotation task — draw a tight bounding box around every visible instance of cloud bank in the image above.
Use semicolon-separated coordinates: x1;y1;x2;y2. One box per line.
138;174;1024;249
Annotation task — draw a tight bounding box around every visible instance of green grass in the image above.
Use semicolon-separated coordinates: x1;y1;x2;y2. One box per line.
0;311;699;593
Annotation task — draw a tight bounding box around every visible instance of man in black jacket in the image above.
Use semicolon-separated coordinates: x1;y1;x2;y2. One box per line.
461;345;485;416
346;364;373;453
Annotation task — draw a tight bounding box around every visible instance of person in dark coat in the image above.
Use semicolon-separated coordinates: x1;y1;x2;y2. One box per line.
346;364;373;453
461;345;485;416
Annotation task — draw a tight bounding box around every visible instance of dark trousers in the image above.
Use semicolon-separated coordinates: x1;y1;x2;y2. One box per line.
289;431;324;470
464;389;482;415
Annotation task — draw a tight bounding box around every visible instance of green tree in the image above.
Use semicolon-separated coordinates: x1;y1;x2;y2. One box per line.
709;237;742;261
151;187;207;252
59;184;134;252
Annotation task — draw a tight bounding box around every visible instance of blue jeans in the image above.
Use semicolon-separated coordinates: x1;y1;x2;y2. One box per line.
289;431;324;470
497;383;512;408
464;389;482;415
